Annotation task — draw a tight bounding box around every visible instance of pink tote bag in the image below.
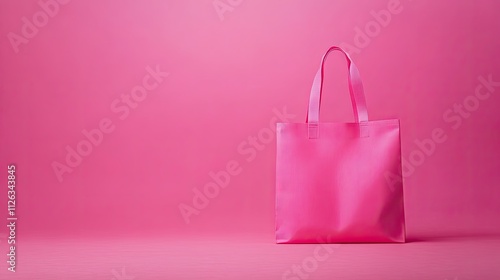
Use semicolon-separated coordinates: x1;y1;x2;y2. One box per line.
275;46;406;243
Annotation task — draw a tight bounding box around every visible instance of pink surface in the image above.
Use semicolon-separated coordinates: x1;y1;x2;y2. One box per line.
1;234;500;279
0;0;499;278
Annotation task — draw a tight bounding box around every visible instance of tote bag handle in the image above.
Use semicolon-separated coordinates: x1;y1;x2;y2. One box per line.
306;46;369;138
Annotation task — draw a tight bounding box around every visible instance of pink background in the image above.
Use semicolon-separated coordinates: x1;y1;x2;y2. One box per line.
0;0;499;279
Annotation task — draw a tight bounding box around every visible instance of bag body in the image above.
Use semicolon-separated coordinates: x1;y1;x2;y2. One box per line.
275;46;406;243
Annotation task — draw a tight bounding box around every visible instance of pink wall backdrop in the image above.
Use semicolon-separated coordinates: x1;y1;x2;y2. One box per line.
1;0;500;239
0;0;500;278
